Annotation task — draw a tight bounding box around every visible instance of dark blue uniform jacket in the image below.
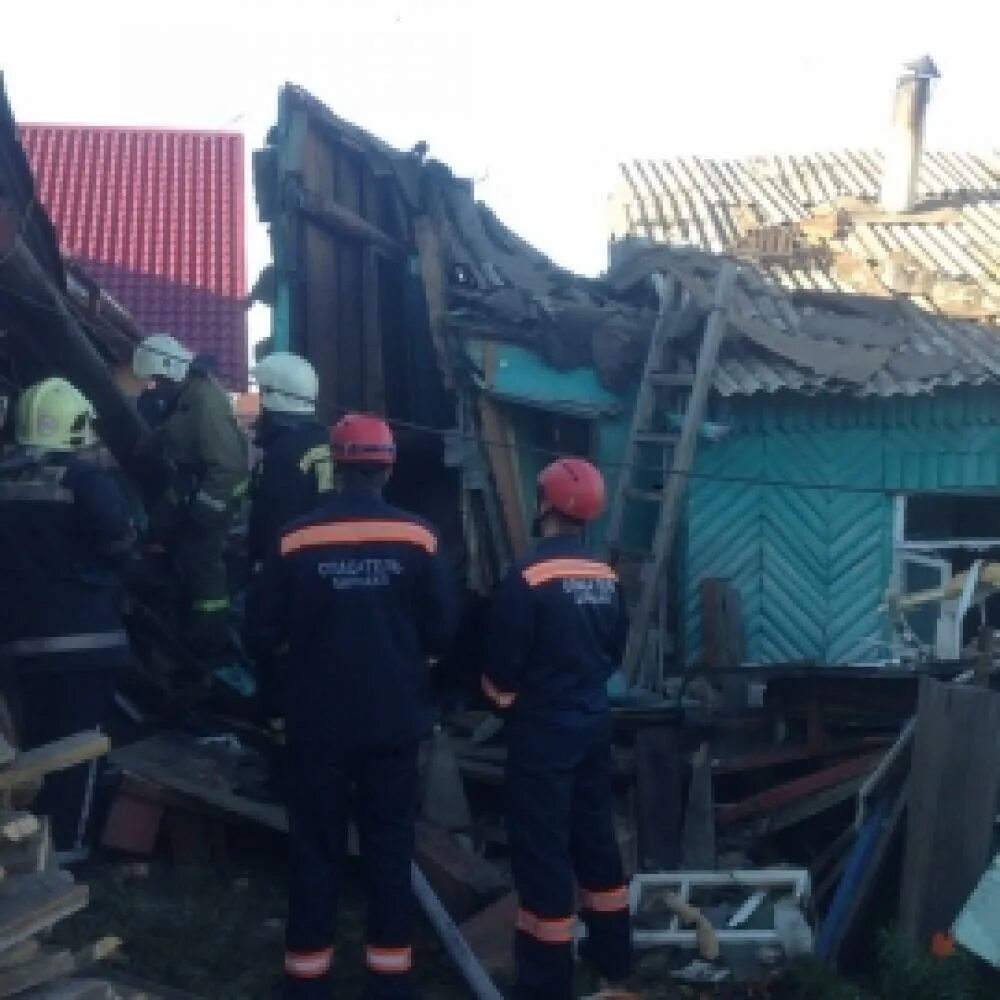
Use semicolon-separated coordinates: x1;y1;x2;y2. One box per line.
246;418;332;568
0;448;134;670
247;489;455;755
482;535;627;753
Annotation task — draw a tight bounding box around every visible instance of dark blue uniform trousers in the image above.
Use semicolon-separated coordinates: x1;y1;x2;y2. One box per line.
508;721;631;1000
284;743;419;999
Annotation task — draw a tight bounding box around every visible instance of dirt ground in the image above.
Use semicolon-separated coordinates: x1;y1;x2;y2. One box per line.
53;834;468;999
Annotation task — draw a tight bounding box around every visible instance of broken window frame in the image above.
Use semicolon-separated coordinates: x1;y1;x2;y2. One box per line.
890;494;1000;660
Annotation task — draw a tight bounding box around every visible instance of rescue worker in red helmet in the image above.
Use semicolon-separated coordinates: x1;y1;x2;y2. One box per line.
482;457;633;1000
248;413;455;1000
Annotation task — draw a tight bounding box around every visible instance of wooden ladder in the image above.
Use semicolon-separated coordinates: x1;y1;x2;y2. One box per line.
606;262;738;689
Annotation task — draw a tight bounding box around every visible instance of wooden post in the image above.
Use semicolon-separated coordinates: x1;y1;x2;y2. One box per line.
976;625;993;688
899;678;1000;947
624;262;738;683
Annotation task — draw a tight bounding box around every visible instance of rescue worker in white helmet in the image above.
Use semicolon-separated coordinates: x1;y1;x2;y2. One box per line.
245;352;332;788
247;352;332;570
132;333;248;659
0;378;135;862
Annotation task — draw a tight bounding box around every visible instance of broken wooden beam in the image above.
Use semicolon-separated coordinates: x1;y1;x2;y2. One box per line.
0;733;109;793
0;871;88;954
634;728;683;871
717;751;882;826
298;191;406;259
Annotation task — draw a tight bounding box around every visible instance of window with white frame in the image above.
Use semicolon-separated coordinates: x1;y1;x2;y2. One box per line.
892;494;1000;659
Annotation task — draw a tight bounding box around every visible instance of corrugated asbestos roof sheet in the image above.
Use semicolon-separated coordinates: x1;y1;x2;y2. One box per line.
19;125;248;388
610;150;1000;396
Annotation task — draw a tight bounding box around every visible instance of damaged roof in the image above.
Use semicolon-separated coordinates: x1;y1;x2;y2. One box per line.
609;150;1000;396
260;85;658;396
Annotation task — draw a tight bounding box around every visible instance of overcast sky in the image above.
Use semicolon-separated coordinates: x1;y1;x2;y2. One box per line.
2;0;996;343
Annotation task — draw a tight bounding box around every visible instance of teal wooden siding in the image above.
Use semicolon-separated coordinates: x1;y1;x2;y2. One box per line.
683;387;1000;666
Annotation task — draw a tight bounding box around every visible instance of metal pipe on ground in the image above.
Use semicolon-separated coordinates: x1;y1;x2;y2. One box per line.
411;863;503;1000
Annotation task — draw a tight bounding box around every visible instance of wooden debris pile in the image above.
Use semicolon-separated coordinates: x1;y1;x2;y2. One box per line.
0;730;138;998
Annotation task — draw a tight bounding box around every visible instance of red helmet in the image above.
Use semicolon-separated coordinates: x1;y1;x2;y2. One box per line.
331;413;396;465
537;458;606;522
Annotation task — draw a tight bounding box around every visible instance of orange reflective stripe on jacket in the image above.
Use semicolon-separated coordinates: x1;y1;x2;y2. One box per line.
580;884;629;913
481;674;517;709
365;945;413;974
281;519;437;556
521;558;618;588
284;947;334;978
515;908;574;944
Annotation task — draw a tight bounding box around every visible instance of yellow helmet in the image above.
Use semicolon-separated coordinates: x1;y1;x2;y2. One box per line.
15;378;97;451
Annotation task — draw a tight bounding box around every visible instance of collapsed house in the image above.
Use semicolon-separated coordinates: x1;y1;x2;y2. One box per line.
607;58;1000;667
254;68;1000;674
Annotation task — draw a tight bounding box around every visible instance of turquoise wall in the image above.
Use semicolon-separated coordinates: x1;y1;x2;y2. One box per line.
683;387;1000;665
464;341;1000;667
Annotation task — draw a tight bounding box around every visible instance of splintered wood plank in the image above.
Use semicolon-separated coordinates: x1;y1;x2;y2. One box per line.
0;734;109;792
0;937;41;969
109;736;287;834
900;679;1000;947
717;752;882;826
0;872;88;954
634;728;683;870
0;945;75;995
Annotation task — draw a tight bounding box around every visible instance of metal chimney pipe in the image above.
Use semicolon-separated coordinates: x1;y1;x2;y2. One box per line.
880;56;940;213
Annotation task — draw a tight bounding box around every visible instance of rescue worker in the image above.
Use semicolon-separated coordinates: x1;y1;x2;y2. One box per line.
247;352;332;571
246;352;332;791
132;333;247;658
0;378;134;861
247;413;454;1000
481;458;633;1000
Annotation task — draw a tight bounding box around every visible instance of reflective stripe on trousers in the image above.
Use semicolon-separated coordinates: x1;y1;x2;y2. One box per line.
366;944;413;974
0;630;128;657
285;947;334;979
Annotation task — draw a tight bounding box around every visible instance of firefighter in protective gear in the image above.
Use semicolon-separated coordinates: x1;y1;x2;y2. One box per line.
246;352;332;777
482;458;632;1000
133;334;247;657
247;352;332;569
0;378;134;860
248;413;454;1000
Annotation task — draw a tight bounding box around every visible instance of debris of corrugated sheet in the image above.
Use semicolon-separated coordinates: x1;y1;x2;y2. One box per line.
19;123;248;388
609;149;1000;397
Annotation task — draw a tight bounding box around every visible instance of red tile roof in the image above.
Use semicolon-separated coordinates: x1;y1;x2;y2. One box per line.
18;125;248;389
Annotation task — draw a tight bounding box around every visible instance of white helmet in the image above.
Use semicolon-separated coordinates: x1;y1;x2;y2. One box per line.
133;333;193;383
251;352;318;415
15;377;97;451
